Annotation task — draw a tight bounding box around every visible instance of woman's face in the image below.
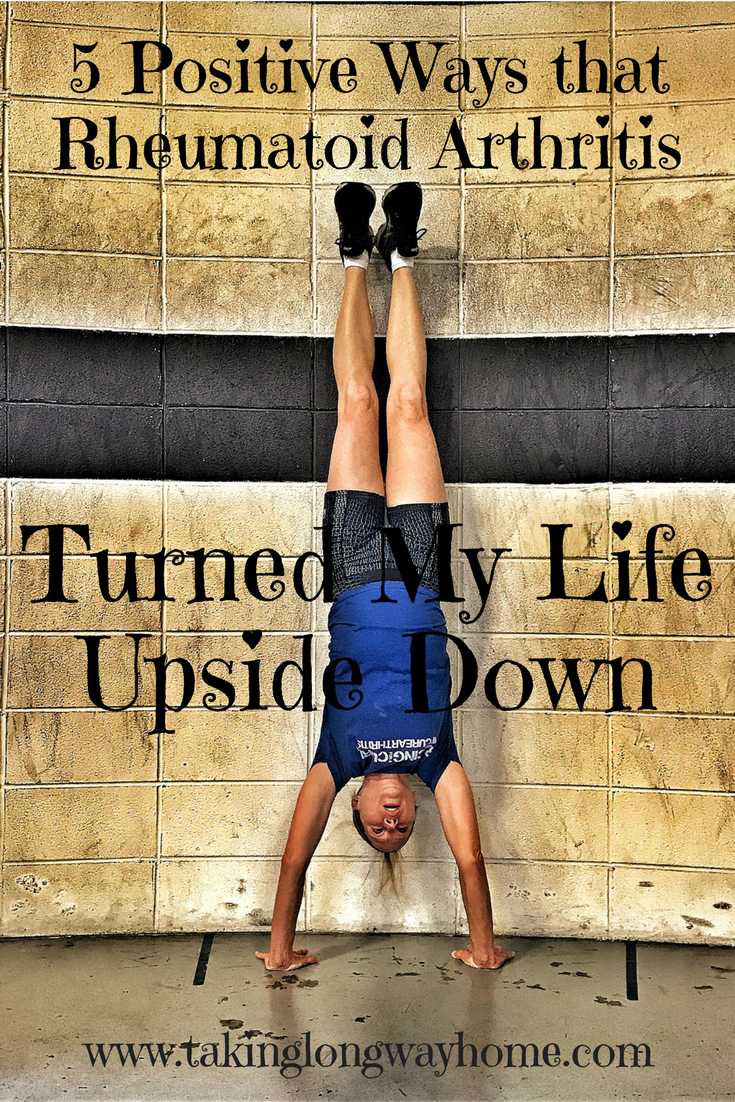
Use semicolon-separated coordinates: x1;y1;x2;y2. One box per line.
352;775;417;852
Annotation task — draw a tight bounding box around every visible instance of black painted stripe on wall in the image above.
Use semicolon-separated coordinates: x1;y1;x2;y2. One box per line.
3;327;735;482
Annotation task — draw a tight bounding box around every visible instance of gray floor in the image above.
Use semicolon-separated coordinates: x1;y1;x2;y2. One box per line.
1;932;733;1102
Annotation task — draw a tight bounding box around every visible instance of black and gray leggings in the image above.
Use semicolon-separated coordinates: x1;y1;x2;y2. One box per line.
322;488;450;599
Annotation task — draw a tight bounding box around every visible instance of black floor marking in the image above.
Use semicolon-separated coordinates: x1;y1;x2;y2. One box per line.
193;933;215;986
625;941;639;1001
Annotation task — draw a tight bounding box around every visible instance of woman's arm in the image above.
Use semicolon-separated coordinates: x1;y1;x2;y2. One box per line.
434;762;514;969
255;762;336;970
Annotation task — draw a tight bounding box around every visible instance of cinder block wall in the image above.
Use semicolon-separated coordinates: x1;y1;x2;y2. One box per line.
0;1;734;478
5;0;735;340
3;479;735;943
5;329;735;482
2;2;735;942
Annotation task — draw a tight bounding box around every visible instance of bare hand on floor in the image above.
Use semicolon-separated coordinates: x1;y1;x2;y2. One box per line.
452;945;515;969
255;948;320;971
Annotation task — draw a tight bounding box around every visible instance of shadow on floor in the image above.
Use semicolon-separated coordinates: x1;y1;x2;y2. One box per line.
1;932;733;1101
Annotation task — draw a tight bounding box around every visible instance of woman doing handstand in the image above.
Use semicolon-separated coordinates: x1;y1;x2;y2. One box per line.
256;181;513;972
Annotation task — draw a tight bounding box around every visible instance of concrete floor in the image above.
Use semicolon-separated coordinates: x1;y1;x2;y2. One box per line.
0;933;733;1102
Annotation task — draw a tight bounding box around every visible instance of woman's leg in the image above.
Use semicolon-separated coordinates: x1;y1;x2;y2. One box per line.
326;267;384;494
384;267;446;506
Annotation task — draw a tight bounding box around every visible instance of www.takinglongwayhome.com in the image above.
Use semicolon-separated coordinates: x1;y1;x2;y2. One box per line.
83;1031;654;1078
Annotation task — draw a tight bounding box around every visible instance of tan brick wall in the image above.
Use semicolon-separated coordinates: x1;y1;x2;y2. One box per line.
3;2;735;943
3;478;735;943
3;1;735;334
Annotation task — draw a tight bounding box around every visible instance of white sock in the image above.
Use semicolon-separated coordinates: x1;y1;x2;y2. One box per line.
344;250;370;270
391;248;414;272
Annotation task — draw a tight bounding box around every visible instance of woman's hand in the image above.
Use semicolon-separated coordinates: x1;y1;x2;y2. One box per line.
255;947;320;971
452;944;515;970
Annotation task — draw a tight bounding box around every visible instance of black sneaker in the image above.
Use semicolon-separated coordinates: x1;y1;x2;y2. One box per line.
374;181;425;271
334;182;376;260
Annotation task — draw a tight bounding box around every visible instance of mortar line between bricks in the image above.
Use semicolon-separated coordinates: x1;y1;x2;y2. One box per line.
6;706;735;722
606;475;614;930
10;554;735;563
4;21;707;38
3;102;9;329
11;90;735;109
15;168;735;188
160;0;169;493
454;0;466;936
609;0;616;339
0;477;12;928
5;779;735;796
5;322;735;338
304;0;318;936
10;400;735;412
14;245;735;265
154;369;168;930
11;632;735;643
5;856;735;874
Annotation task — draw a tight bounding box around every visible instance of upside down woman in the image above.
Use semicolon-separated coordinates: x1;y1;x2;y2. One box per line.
256;181;513;972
